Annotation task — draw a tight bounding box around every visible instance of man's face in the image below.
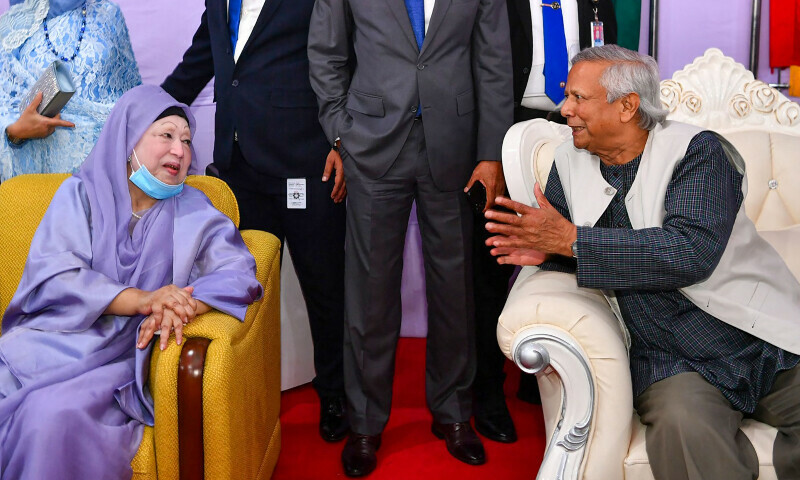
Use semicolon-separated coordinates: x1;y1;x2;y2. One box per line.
560;61;624;154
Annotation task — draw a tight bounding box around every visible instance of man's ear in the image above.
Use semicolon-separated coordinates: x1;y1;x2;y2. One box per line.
619;93;641;124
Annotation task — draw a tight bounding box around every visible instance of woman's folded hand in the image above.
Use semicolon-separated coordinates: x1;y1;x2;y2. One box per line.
138;285;197;325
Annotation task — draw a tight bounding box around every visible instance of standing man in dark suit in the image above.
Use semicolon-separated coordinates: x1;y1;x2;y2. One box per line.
161;0;349;443
308;0;513;476
470;0;617;445
510;0;617;122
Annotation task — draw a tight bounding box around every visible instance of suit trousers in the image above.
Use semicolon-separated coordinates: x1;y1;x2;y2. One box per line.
342;119;476;435
471;211;515;407
635;366;800;480
219;141;346;398
469;106;553;408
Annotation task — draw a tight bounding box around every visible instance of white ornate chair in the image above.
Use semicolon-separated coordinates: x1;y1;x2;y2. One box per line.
497;48;800;480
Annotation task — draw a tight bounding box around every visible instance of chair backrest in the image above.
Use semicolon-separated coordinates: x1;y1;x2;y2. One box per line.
0;174;239;323
503;118;572;207
661;48;800;230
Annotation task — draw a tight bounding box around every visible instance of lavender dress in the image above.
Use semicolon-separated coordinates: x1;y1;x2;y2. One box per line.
0;85;263;480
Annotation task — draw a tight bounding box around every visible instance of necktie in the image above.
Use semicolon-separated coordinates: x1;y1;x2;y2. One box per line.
405;0;425;50
542;2;569;103
405;0;425;116
229;0;243;51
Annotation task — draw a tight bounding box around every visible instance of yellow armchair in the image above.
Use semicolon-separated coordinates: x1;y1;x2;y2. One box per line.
0;174;282;480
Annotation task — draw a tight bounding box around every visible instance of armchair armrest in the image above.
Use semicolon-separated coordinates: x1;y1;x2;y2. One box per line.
148;229;282;480
497;268;632;480
502;119;572;206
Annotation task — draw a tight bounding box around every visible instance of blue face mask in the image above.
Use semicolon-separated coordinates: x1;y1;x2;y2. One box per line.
128;149;185;200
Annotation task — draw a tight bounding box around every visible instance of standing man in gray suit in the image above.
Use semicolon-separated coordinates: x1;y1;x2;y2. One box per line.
308;0;513;476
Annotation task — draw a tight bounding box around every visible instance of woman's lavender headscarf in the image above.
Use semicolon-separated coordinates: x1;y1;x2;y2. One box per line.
73;84;196;287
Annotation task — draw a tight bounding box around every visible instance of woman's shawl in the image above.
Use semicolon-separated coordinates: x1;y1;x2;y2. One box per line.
0;85;263;425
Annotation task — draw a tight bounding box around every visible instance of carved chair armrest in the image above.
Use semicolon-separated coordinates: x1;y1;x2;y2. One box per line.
497;268;633;480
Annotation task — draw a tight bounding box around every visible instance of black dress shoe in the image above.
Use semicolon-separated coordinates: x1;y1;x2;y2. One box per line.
431;421;486;465
341;433;381;477
320;396;350;442
474;407;517;443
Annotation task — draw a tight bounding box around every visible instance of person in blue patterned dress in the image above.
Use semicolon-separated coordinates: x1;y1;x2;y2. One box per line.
0;0;141;181
484;45;800;480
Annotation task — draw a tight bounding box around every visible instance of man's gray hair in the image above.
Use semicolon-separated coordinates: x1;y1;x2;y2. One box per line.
571;45;668;130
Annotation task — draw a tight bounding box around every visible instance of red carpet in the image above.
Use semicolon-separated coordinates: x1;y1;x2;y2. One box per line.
273;337;546;479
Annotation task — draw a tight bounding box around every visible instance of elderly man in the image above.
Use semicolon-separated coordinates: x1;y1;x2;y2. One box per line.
486;44;800;480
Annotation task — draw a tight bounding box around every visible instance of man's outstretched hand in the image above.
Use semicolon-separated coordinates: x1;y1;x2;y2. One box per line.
484;183;576;265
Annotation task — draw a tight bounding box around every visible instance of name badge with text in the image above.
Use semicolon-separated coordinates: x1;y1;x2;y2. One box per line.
287;178;307;209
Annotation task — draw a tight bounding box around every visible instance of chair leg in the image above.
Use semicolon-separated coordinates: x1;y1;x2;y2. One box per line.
178;337;211;480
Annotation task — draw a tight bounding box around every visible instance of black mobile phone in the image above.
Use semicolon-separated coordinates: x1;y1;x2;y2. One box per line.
466;182;516;215
465;181;488;214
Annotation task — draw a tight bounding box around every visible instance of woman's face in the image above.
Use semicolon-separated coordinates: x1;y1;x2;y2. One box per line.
131;115;192;184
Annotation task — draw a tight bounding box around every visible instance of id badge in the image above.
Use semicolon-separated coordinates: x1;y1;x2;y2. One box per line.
287;178;307;209
591;21;605;47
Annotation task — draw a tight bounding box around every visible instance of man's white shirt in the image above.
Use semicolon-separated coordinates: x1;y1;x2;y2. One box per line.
228;0;267;62
521;0;580;111
425;0;435;33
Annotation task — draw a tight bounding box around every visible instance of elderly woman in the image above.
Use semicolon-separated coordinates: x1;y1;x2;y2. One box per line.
0;0;141;181
0;85;262;479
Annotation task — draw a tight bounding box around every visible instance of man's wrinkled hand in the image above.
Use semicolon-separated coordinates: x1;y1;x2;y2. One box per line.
484;242;548;266
484;183;576;261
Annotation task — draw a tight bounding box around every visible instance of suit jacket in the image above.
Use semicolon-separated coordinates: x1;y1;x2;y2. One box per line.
308;0;514;192
508;0;618;106
162;0;329;178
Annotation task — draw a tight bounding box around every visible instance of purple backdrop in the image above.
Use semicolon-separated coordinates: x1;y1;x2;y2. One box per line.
1;0;796;337
639;0;798;102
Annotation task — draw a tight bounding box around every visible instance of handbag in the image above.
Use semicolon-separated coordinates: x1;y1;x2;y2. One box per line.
20;60;76;117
